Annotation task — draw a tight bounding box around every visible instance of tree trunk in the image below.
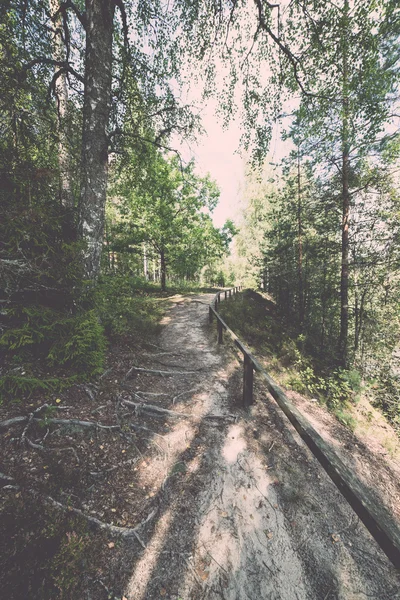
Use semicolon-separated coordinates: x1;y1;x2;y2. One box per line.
143;244;148;280
297;148;304;327
160;249;166;291
339;145;350;367
354;288;366;355
49;0;74;209
339;0;350;368
79;0;115;281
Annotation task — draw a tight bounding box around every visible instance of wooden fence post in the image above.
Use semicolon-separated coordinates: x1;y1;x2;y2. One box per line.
243;354;254;407
224;290;227;300
217;319;223;344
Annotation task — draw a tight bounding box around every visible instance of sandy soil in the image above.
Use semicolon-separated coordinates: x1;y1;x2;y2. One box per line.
121;294;400;600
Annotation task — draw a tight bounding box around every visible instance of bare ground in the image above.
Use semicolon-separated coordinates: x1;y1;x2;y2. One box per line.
1;293;400;599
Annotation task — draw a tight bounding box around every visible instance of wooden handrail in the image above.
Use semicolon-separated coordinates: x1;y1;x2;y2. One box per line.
209;286;400;570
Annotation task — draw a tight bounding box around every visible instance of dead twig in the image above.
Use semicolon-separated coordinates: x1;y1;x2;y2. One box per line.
20;404;50;445
134;391;169;398
99;367;113;380
201;543;229;575
81;385;97;401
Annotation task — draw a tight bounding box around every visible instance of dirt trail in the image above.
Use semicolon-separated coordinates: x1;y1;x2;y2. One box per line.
123;294;400;600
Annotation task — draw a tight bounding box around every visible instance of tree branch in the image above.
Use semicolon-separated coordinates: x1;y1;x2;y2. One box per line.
22;58;84;83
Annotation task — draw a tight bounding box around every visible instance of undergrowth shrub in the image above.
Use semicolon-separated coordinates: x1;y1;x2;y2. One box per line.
371;369;400;430
0;196;106;403
96;275;165;338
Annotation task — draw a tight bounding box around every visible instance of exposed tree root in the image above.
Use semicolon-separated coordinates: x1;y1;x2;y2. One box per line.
0;415;121;432
121;399;191;419
43;494;158;546
125;365;198;378
25;437;80;464
121;399;236;422
1;480;158;548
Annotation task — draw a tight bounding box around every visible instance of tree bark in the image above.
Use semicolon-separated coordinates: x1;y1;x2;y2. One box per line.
143;243;148;279
79;0;115;280
297;147;304;327
339;0;350;368
160;248;167;291
49;0;74;209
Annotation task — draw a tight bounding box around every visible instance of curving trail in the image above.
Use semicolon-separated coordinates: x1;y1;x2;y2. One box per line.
123;294;400;600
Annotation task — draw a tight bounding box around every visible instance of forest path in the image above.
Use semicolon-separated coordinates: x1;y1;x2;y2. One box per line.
123;293;400;600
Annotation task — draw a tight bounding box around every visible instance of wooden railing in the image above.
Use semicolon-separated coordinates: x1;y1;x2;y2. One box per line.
209;287;400;569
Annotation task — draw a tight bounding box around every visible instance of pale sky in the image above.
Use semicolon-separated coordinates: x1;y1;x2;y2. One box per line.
177;98;294;228
184;100;244;228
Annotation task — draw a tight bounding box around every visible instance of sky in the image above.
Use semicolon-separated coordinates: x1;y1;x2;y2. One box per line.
177;97;294;228
176;99;244;228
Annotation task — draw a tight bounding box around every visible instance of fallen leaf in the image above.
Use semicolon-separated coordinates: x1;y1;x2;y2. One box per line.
197;569;209;581
264;530;273;539
111;508;117;513
108;542;115;549
122;449;126;453
331;533;340;543
250;514;254;520
160;588;167;596
220;511;228;517
55;398;61;404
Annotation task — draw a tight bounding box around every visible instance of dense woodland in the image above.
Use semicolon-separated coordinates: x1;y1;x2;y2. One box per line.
1;1;400;598
0;1;399;420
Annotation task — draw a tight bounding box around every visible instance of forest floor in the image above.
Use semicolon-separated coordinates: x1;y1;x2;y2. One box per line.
1;292;400;599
